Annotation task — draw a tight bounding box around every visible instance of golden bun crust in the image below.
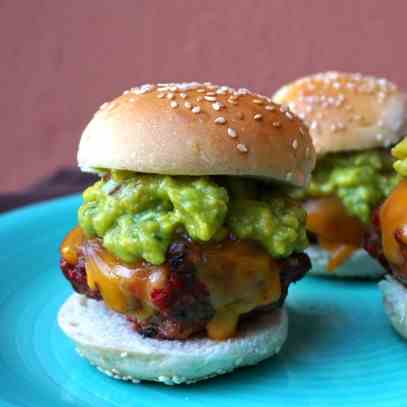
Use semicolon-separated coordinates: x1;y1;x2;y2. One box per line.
273;72;407;156
78;82;315;187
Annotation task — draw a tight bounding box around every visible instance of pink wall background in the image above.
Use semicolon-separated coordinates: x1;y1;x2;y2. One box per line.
1;0;407;191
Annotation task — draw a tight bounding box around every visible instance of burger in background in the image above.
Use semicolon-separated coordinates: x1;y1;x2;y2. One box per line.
273;72;407;278
58;82;316;384
366;138;407;339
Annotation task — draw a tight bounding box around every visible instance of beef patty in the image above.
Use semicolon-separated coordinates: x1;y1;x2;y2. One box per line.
61;237;310;340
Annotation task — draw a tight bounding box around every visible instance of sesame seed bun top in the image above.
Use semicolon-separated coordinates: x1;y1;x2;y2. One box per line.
273;72;407;156
78;82;316;187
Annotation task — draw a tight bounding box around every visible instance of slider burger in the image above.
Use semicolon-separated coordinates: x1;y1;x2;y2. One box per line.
366;138;407;339
273;72;407;277
58;82;316;384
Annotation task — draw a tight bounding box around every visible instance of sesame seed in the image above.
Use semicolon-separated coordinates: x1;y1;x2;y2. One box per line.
376;133;384;141
216;89;227;95
123;90;130;95
299;127;306;136
157;93;165;99
99;102;109;110
196;96;203;102
292;139;298;149
192;106;201;113
129;98;135;102
288;102;297;111
184;101;192;109
166;93;175;100
135;84;154;94
378;91;386;100
227;128;237;138
169;86;177;92
180;93;187;99
214;117;226;124
204;95;217;102
310;121;319;130
285;111;294;120
197;88;206;93
212;102;224;111
236;143;248;153
272;121;281;128
170;101;178;108
254;113;263;120
206;91;216;96
265;105;276;111
253;99;264;105
106;102;116;112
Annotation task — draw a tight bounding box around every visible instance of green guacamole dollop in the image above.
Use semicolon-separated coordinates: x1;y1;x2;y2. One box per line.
78;171;308;265
393;138;407;177
296;149;400;224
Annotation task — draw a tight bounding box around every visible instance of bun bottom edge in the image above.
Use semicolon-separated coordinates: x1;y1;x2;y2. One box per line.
58;293;288;385
379;276;407;340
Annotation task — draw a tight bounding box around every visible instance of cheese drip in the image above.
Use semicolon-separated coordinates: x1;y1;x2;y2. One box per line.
198;240;281;340
305;197;365;270
380;180;407;266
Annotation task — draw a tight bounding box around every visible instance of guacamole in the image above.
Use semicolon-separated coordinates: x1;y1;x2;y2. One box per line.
79;171;308;265
393;138;407;177
304;149;400;223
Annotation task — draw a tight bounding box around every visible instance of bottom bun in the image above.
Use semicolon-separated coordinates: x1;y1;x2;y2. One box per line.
379;276;407;340
58;293;288;385
306;246;385;279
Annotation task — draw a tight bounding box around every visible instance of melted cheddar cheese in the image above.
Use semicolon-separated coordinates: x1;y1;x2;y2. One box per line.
380;180;407;266
61;227;168;319
305;197;365;270
61;227;282;340
198;240;281;340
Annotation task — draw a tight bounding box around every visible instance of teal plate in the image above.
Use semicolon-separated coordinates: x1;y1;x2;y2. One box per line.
1;195;406;407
